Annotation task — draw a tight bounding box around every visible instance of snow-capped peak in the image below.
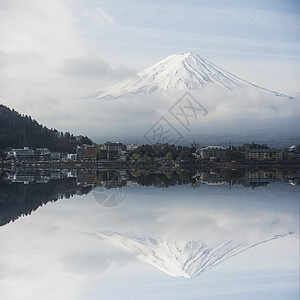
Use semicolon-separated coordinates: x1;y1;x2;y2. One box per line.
96;52;289;99
96;231;292;279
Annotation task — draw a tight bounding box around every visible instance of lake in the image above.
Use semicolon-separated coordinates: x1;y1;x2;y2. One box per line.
0;169;299;300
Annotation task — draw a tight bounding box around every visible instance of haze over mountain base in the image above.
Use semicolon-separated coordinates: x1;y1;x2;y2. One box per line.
85;91;300;146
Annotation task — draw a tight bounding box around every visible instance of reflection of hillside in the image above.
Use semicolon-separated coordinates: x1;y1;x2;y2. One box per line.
0;178;91;227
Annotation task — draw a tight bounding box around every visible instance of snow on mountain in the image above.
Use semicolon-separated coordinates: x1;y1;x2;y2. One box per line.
96;52;290;99
96;231;293;279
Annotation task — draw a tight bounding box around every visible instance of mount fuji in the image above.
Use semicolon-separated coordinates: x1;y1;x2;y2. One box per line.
96;231;292;279
96;52;290;99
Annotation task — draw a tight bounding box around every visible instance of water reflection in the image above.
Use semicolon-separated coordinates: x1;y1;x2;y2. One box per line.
93;186;127;208
0;175;91;226
96;231;293;279
0;167;299;226
0;168;299;299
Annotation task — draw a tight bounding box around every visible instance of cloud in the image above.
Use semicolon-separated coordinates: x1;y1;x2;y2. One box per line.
60;56;136;80
82;8;115;26
61;246;135;276
0;0;81;57
59;87;300;144
0;0;84;114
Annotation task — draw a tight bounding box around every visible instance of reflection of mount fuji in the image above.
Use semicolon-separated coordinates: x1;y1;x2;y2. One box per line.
96;231;292;279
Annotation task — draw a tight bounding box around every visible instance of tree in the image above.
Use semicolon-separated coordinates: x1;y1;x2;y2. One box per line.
79;136;93;145
165;151;173;160
131;154;141;161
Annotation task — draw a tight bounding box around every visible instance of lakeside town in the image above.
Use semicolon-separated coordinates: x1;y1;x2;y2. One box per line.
1;140;300;189
1;140;300;167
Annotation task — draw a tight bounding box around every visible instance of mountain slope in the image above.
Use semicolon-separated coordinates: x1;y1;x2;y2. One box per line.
0;104;93;151
96;53;290;99
96;231;293;279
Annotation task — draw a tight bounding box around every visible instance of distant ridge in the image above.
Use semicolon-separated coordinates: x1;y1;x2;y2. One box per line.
96;52;291;99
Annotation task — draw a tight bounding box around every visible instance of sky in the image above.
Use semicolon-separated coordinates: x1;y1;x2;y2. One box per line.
0;0;300;142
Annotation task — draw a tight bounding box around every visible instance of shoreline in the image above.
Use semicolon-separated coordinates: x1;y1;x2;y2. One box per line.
1;160;299;171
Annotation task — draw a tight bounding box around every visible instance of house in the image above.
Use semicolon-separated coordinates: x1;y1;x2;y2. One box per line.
76;146;84;160
99;142;123;160
191;142;200;150
76;145;100;161
36;148;51;161
67;153;77;161
126;144;139;151
245;147;283;161
51;152;61;161
83;145;99;160
199;146;226;161
12;147;35;161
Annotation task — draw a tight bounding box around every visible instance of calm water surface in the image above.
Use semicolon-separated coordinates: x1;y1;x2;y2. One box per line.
0;174;299;300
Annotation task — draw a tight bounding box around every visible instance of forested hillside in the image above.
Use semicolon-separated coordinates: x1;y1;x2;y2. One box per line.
0;104;93;152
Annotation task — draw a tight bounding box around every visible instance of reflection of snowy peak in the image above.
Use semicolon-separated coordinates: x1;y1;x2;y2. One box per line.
96;232;292;279
96;52;290;99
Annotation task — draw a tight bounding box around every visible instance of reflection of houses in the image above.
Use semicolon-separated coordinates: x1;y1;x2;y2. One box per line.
199;146;226;161
7;173;35;184
245;169;284;180
84;173;102;185
6;171;56;184
195;170;227;185
126;180;140;187
77;170;127;187
244;169;284;185
101;172;127;189
245;147;283;161
51;171;61;179
4;170;80;184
